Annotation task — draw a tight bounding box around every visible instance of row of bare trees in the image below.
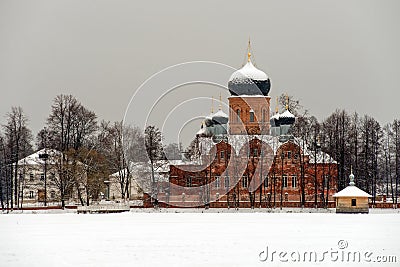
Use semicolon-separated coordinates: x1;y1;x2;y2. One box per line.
284;94;399;205
1;93;398;209
0;94;171;210
0;107;33;210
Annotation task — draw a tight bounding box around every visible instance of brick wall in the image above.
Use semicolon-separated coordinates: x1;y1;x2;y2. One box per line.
153;139;339;208
228;96;270;135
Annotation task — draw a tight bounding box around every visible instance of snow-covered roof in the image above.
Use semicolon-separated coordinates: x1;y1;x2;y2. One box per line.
270;113;280;120
110;169;130;177
17;148;62;165
293;139;337;164
228;135;281;155
156;160;185;172
196;135;337;164
308;150;337;164
229;61;268;81
198;135;284;157
212;109;228;119
111;160;187;178
333;186;372;198
196;127;206;136
205;112;214;120
280;110;295;118
227;94;267;98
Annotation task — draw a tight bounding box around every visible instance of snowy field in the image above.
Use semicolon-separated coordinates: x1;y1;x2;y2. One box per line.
1;209;399;267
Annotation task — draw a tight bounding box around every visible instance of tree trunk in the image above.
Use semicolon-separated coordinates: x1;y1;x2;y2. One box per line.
395;123;399;206
314;145;318;209
61;191;65;209
86;187;90;206
6;165;9;211
10;163;13;210
77;186;84;206
0;169;4;210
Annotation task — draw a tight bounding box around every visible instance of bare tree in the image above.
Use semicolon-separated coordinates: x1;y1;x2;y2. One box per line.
278;93;306;117
293;115;311;207
72;105;97;150
68;147;107;206
46;150;75;209
145;125;163;206
0;134;6;210
46;95;79;151
393;120;400;205
123;125;147;163
44;94;97;152
184;138;199;161
2;107;33;209
97;121;131;200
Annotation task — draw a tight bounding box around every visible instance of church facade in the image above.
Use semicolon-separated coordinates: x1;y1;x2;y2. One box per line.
144;46;338;208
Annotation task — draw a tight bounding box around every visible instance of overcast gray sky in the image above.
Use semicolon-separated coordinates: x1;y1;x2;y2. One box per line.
1;0;399;147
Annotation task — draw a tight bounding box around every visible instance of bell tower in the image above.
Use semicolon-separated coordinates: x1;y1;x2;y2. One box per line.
227;41;271;135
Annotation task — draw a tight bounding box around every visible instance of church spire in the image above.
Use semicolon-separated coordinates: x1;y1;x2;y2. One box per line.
285;94;289;110
219;93;222;110
247;37;252;62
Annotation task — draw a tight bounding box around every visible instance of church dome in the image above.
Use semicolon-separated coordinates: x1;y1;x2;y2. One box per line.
270;112;281;127
279;110;295;125
228;60;271;96
212;109;228;125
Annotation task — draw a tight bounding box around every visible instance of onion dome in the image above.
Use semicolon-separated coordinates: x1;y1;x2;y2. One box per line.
212;109;228;125
270;98;281;127
270;112;281;127
279;110;295;125
228;59;271;96
196;121;212;137
228;41;271;96
349;167;355;186
203;111;214;127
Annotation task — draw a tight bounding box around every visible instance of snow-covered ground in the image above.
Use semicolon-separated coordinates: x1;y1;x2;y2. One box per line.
1;210;399;266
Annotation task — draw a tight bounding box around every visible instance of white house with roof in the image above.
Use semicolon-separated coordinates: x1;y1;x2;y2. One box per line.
16;149;61;205
17;148;88;206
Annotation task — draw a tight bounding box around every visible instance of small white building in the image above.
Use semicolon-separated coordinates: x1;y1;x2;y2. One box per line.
333;171;372;213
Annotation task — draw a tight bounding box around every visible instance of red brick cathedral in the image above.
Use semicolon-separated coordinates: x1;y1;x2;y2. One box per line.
145;45;338;209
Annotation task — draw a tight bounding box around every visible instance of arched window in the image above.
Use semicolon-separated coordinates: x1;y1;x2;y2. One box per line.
250;110;255;122
236;109;241;122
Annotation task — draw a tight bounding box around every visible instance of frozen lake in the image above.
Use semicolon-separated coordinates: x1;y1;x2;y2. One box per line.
1;209;399;266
